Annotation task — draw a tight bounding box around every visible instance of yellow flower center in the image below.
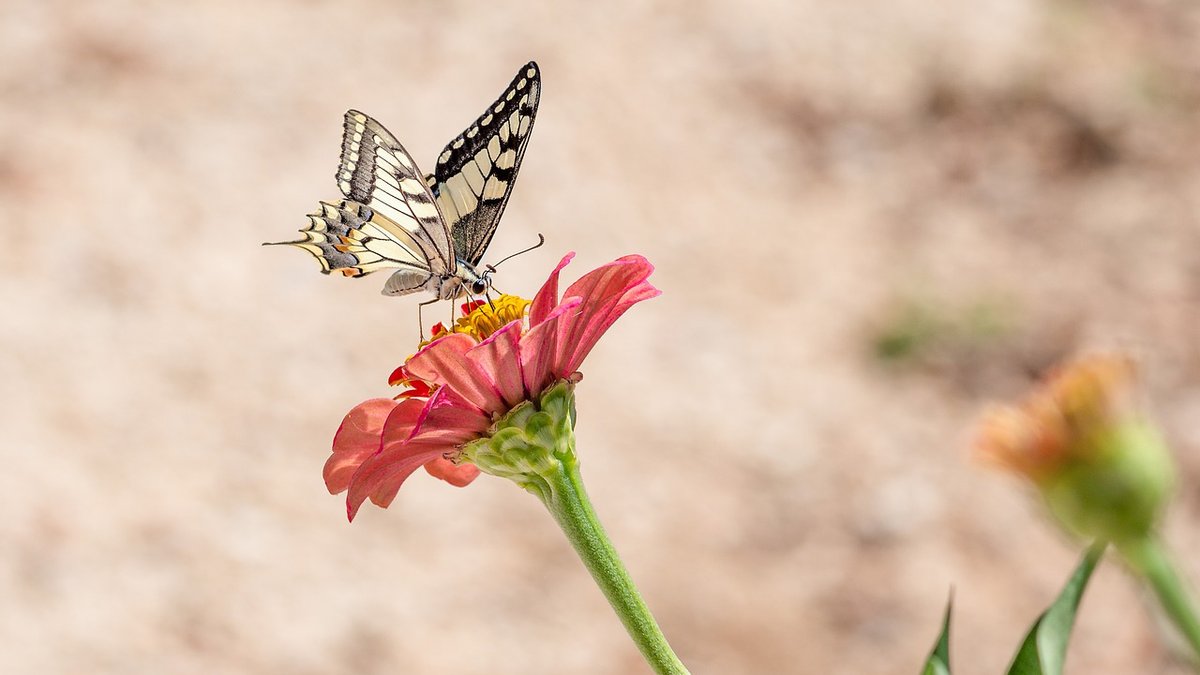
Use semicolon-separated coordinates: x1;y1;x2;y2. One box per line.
424;295;531;345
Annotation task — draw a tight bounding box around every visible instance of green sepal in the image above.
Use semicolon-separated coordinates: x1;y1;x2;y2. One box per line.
1040;422;1174;546
460;380;577;501
1006;543;1106;675
920;596;953;675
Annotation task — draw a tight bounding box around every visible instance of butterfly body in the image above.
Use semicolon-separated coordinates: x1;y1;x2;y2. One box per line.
270;63;541;302
381;257;487;301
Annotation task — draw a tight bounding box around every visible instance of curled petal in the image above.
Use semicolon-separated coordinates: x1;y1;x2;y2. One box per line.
555;255;660;375
342;388;491;519
407;333;504;414
529;252;575;326
424;457;481;486
468;320;526;407
346;441;444;520
405;386;492;446
519;297;583;396
378;396;429;445
324;398;401;495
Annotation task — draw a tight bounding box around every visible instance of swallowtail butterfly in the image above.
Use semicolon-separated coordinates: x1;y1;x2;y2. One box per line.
269;62;541;303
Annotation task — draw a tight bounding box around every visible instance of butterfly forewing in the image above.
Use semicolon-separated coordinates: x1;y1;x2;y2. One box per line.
431;62;541;266
338;110;455;275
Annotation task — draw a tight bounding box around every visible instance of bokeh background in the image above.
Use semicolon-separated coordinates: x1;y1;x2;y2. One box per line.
3;1;1198;673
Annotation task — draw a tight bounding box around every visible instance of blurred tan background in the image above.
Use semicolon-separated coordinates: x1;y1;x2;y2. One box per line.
2;1;1199;673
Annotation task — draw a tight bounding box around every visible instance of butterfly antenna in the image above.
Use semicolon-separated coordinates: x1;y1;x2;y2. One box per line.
488;233;546;270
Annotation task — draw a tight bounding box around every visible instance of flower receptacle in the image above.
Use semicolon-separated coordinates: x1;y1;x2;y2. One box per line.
462;380;579;501
1041;420;1175;545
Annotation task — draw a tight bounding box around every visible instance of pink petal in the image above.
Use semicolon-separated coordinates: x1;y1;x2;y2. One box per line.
424;457;481;486
342;388;491;520
379;396;428;443
555;255;660;375
467;320;526;407
406;386;492;446
324;398;401;495
519;297;583;396
406;333;504;413
529;252;575;326
346;442;444;520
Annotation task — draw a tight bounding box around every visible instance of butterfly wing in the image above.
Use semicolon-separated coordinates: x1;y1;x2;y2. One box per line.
269;111;456;284
270;199;444;280
338;110;454;275
429;62;541;266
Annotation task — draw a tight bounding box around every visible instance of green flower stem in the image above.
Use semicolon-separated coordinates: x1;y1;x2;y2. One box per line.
1119;535;1200;662
465;382;688;673
539;457;689;675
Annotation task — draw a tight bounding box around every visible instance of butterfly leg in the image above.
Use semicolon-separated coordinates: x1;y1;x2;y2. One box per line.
417;297;440;338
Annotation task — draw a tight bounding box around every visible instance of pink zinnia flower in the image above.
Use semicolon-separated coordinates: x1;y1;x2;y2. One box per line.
324;253;660;520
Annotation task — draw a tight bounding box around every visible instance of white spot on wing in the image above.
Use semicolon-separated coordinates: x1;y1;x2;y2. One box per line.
462;162;485;194
398;178;426;196
408;199;441;219
482;176;507;200
438;189;461;223
474;148;492;176
495;149;517;169
447;174;478;215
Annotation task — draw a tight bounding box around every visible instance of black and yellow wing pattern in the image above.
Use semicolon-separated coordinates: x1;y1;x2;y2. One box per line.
273;110;454;280
428;62;541;266
270;62;540;297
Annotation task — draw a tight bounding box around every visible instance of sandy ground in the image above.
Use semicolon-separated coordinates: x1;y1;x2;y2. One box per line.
2;1;1199;673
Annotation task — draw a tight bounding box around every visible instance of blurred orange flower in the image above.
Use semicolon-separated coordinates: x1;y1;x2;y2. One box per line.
973;353;1174;542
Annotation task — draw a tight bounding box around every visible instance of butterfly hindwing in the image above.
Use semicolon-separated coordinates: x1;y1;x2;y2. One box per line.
337;110;455;275
271;200;438;279
431;62;541;266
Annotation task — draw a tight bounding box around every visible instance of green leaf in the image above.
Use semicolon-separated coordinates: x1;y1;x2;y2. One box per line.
1006;543;1106;675
921;595;953;675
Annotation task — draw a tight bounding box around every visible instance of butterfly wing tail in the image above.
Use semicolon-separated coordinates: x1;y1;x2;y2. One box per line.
264;200;374;277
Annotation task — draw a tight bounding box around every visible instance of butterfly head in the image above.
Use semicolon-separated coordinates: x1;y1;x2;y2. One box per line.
452;261;494;299
470;271;493;297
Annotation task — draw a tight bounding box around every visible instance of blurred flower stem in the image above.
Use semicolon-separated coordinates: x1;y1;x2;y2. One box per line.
1118;535;1200;662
